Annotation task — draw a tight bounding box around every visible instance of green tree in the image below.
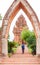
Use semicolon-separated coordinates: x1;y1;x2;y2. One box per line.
20;28;36;55
21;28;31;41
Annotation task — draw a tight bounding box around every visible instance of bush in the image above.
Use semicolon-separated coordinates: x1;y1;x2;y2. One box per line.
26;32;36;55
8;41;19;53
12;48;17;54
0;14;2;20
28;48;32;53
8;53;12;57
8;41;12;53
13;41;19;48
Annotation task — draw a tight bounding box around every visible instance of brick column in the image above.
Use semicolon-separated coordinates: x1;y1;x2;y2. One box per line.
2;38;8;56
0;29;2;55
2;19;8;56
0;36;2;55
36;36;40;56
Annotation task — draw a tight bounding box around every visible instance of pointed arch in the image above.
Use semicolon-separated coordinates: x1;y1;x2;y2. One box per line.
1;0;40;55
2;0;39;38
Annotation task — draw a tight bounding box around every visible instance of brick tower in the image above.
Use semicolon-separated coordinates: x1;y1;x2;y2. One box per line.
13;15;28;44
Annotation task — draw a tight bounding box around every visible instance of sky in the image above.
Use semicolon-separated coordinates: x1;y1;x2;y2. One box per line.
0;0;40;41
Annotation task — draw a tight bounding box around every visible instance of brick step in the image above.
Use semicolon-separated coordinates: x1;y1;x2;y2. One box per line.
1;58;40;63
12;55;33;57
1;63;40;65
1;57;38;61
1;60;40;63
0;64;40;65
12;56;36;58
0;46;40;65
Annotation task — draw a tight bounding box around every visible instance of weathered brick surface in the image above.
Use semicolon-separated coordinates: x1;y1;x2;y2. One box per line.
0;29;2;54
13;15;28;44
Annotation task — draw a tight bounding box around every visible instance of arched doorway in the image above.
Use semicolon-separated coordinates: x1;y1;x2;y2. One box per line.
1;0;40;56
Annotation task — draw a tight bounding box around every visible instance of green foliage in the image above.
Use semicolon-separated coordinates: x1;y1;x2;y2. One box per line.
28;48;32;53
21;29;31;40
8;41;19;53
13;41;19;48
21;29;36;55
12;48;17;54
0;27;2;31
0;14;2;20
8;53;12;57
26;32;36;55
8;41;12;53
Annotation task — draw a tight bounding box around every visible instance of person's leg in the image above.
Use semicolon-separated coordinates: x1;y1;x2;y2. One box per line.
23;49;24;53
22;48;24;54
